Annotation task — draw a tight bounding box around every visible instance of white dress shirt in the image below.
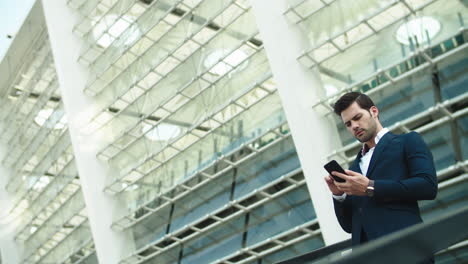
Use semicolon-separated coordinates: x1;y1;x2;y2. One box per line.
333;128;389;201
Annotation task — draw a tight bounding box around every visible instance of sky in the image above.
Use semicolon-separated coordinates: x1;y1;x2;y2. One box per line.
0;0;36;61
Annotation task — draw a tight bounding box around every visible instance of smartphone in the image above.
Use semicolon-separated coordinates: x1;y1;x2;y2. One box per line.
324;160;346;183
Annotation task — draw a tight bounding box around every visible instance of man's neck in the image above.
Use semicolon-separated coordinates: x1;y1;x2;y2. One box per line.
365;139;376;149
365;126;383;149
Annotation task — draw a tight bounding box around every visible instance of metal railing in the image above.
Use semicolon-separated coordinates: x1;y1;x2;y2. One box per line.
278;205;468;264
276;239;351;264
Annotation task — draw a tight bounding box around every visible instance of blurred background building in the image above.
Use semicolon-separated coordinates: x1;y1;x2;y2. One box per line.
0;0;466;263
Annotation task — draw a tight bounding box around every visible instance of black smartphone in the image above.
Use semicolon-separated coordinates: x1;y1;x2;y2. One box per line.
324;160;346;183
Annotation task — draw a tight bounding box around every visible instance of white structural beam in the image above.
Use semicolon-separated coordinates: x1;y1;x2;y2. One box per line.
250;0;350;245
40;1;134;263
0;131;22;264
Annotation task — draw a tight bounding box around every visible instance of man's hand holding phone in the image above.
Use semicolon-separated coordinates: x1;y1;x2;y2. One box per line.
324;160;347;182
324;160;347;195
333;170;370;196
324;174;345;195
323;160;370;196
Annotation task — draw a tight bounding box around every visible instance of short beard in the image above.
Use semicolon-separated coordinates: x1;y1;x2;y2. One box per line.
356;130;373;143
357;117;378;143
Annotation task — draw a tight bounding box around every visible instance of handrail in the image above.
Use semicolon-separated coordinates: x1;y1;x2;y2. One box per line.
276;239;351;264
330;205;468;264
277;205;468;264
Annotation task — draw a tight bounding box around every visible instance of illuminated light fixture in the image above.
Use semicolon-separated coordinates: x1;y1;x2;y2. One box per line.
204;49;249;76
395;16;441;45
142;123;181;141
91;15;140;48
30;226;38;234
34;109;67;130
324;84;339;97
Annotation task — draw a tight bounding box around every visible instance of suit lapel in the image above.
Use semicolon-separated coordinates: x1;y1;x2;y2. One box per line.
366;132;396;178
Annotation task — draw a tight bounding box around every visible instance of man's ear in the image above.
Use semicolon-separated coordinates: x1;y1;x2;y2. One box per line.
370;106;379;118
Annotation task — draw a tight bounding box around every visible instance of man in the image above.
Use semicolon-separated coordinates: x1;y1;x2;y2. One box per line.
324;92;437;250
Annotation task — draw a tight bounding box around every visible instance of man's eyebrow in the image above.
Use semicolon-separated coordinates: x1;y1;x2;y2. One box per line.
343;113;361;124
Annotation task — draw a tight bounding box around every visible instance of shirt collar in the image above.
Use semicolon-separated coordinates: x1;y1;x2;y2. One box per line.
361;128;389;155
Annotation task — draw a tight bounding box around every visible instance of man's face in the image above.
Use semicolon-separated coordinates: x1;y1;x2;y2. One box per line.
340;102;378;143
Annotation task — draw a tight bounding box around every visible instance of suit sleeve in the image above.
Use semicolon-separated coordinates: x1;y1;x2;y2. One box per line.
333;197;352;233
374;132;438;201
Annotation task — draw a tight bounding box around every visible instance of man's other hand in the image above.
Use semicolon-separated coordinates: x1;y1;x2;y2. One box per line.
333;170;370;196
324;175;345;195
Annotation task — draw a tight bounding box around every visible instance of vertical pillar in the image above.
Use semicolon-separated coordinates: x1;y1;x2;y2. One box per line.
0;140;22;264
41;1;134;263
250;0;349;244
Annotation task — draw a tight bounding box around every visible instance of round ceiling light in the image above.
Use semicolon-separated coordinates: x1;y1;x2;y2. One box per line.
34;109;67;130
92;15;140;48
324;84;339;97
204;49;249;76
395;16;441;46
142;123;181;141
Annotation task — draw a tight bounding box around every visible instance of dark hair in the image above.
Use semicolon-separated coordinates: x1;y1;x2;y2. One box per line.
333;92;375;116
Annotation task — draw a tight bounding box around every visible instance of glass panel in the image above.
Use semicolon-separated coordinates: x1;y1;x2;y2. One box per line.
132;205;170;249
458;116;468;161
420;124;456;171
170;171;232;232
0;28;94;264
438;45;468;100
234;137;300;199
246;186;316;246
260;236;325;264
180;216;245;264
372;69;435;127
420;178;468;221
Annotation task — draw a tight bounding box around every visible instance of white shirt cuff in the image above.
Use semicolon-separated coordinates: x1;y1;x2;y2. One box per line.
333;193;347;202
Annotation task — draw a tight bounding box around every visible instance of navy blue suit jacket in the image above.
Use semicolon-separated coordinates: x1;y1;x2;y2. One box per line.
333;131;437;245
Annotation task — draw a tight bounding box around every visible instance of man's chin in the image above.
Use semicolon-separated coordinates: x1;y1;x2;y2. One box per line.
356;135;371;143
356;138;366;143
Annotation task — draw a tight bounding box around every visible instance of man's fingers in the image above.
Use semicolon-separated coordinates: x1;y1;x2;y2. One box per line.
335;181;346;189
336;185;351;194
332;171;348;180
334;180;350;192
324;176;337;189
345;169;358;176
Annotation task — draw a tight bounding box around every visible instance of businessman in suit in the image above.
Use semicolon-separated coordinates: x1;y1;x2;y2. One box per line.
324;92;437;258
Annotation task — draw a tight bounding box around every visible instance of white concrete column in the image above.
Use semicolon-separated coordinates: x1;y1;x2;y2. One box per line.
0;140;23;264
41;1;134;263
250;0;349;245
0;191;22;264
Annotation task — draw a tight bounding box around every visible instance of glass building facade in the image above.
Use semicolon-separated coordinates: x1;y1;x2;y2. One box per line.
0;22;97;264
0;0;466;263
